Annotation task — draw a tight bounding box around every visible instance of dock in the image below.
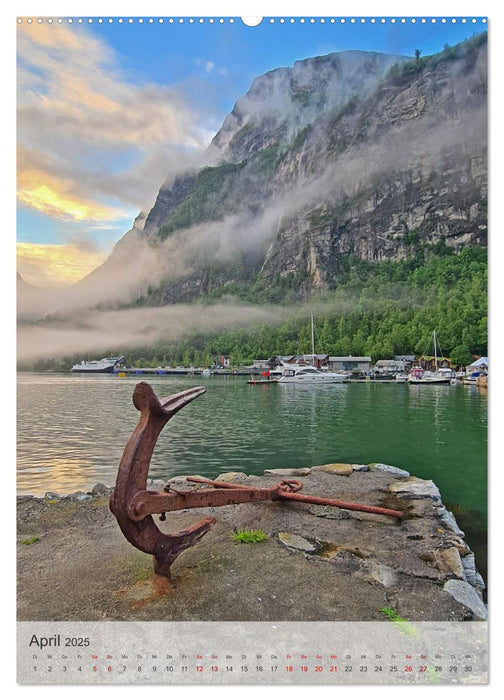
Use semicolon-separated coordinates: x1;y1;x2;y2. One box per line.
116;367;256;376
247;378;279;385
115;369;411;383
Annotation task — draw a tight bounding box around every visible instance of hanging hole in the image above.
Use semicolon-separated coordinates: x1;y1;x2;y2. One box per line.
241;17;263;26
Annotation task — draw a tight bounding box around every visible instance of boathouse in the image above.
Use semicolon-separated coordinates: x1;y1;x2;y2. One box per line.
252;359;270;370
418;355;452;371
467;356;488;372
268;355;296;369
300;354;330;369
374;359;408;374
394;355;416;370
327;356;371;372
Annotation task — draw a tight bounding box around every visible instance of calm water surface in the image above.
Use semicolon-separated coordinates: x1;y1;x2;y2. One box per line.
17;373;487;574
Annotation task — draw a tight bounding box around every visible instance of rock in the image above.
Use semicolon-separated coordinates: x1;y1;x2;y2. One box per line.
461;553;486;591
44;492;61;500
312;463;353;476
434;505;465;536
443;580;488;620
277;532;318;553
263;468;311;477
165;476;190;486
417;550;436;563
90;483;111;496
369;463;410;478
65;492;92;502
96;36;487;308
215;472;248;481
17;495;35;502
147;479;166;490
308;505;350;519
351;464;369;472
388;477;441;500
165;475;207;489
445;537;470;557
370;562;398;588
434;547;465;579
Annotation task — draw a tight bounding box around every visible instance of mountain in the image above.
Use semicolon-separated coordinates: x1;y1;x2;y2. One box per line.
88;35;487;306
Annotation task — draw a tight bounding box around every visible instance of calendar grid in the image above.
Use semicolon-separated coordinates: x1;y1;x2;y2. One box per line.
18;621;488;684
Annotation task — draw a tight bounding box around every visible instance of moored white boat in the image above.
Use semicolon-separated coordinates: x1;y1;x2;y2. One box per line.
277;312;346;383
463;371;487;385
463;357;488;385
408;331;453;385
408;368;453;385
278;364;346;383
71;356;126;373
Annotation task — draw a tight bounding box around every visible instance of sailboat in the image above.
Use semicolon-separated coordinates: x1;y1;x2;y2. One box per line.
408;331;453;385
278;313;347;383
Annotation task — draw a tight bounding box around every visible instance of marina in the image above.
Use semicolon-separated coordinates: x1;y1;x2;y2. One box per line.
76;329;487;385
71;358;488;385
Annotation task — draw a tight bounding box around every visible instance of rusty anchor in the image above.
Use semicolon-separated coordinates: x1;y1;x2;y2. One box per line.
110;382;403;580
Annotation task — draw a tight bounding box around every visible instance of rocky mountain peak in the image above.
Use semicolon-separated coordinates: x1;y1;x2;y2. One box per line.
84;34;487;308
208;50;408;162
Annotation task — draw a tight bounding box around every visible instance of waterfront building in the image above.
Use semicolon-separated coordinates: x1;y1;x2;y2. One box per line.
327;356;372;372
374;359;408;374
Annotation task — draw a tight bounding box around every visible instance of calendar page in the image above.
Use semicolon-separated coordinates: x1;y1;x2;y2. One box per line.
16;3;488;686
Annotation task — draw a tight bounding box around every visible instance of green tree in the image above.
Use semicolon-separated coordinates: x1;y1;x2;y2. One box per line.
450;344;473;368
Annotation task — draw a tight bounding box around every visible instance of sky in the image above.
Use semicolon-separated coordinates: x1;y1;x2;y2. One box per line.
16;9;487;287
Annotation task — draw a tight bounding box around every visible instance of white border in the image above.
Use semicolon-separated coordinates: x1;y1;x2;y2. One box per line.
4;2;500;698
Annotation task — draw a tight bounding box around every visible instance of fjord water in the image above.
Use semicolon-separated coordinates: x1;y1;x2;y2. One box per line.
17;373;487;574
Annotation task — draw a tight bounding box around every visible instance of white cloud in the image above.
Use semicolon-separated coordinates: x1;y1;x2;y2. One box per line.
17;22;210;222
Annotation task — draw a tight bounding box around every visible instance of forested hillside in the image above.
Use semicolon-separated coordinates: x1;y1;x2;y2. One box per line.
30;245;485;372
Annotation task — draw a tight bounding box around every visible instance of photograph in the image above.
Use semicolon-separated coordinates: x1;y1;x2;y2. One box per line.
16;9;488;684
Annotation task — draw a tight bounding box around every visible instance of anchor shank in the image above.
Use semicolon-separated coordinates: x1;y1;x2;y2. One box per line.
109;382;209;579
128;484;283;521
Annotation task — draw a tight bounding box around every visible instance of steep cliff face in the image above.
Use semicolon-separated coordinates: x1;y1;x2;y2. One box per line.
258;38;487;287
97;35;487;304
208;50;407;163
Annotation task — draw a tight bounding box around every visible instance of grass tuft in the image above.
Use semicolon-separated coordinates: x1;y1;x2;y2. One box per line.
379;606;408;622
379;606;419;638
21;536;40;546
232;529;268;544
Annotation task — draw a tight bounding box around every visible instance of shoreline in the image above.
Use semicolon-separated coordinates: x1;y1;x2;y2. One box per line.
17;463;487;623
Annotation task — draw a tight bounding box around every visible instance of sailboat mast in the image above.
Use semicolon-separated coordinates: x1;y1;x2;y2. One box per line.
433;330;438;372
311;312;315;362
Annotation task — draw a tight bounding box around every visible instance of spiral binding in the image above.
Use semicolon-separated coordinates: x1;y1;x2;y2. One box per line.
17;17;488;26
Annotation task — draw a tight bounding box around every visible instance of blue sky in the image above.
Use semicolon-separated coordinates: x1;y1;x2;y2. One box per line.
16;13;487;286
95;17;486;113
